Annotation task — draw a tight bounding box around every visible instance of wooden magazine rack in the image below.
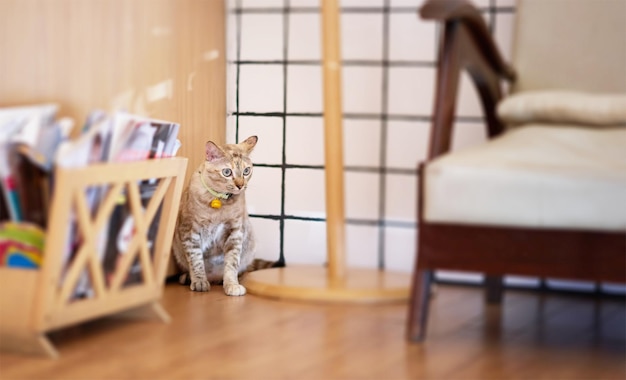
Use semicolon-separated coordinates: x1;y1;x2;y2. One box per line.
0;157;187;358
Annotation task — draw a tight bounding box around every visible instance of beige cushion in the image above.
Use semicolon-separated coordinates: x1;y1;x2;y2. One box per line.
424;125;626;232
498;91;626;127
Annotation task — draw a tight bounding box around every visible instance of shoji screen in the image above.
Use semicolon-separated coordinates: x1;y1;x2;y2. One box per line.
225;0;624;295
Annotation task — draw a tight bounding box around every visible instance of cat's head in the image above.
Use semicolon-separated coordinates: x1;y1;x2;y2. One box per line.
201;135;258;195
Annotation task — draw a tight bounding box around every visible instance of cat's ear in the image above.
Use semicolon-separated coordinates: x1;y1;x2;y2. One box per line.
205;141;225;161
239;135;258;154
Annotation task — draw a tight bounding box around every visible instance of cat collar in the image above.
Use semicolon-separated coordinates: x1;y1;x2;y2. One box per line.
199;170;231;209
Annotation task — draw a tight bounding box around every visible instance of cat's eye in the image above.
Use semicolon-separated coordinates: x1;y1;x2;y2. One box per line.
243;167;251;176
222;168;232;177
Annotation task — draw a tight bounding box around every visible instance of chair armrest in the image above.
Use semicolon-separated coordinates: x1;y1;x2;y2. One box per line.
419;0;516;159
420;0;515;80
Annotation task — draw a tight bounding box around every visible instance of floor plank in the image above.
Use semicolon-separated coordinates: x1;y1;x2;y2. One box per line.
0;283;624;379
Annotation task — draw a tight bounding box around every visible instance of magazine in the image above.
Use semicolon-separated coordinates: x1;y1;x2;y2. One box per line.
102;182;162;287
8;144;50;227
101;114;180;287
0;104;62;223
0;106;181;295
53;111;180;295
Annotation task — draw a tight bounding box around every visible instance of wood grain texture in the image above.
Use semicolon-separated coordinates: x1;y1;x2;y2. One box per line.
0;158;187;357
0;283;623;379
321;0;347;280
420;0;511;159
419;223;626;282
0;0;226;185
244;266;410;303
0;0;226;278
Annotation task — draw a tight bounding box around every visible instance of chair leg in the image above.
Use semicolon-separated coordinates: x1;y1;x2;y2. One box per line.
485;275;504;304
406;269;433;342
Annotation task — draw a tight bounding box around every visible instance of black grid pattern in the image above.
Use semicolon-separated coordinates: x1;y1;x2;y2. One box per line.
226;1;626;296
229;0;514;269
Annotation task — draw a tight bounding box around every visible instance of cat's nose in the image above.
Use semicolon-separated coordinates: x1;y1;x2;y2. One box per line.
234;178;244;189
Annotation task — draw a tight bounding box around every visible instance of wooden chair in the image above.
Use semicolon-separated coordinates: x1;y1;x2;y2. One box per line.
407;0;626;342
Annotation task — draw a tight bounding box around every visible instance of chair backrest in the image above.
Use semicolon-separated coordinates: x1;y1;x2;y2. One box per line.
511;0;626;94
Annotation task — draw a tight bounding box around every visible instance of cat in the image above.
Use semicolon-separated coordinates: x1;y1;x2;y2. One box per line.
171;136;280;296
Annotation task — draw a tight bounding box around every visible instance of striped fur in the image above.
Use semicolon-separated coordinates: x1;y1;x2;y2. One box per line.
179;259;284;286
171;136;279;296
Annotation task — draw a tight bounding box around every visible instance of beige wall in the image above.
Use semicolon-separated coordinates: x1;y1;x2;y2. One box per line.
0;0;226;183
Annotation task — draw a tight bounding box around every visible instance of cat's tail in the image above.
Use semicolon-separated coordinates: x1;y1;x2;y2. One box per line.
246;258;285;272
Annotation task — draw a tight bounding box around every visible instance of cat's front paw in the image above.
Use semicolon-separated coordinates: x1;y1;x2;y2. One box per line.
224;283;246;296
190;279;211;292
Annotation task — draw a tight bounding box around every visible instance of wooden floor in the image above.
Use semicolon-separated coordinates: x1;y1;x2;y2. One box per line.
1;282;625;379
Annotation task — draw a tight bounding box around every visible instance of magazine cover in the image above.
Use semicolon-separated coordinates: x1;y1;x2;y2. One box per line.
100;112;179;287
102;182;163;287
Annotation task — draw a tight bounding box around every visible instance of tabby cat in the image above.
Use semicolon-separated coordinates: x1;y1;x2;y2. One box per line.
172;136;279;296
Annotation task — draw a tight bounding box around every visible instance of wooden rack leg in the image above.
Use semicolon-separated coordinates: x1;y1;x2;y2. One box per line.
0;331;59;359
113;302;171;323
